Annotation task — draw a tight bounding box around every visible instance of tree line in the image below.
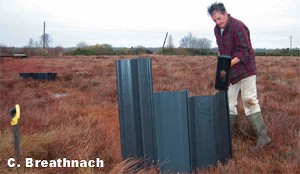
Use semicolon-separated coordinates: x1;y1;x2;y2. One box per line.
0;32;299;57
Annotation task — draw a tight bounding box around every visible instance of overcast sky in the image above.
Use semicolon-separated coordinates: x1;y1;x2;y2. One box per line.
1;0;299;49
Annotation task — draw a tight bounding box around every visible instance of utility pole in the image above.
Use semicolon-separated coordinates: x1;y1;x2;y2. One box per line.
43;22;46;49
289;35;292;50
161;32;168;55
162;32;168;49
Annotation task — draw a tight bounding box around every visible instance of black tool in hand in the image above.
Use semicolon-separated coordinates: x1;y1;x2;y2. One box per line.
215;55;231;91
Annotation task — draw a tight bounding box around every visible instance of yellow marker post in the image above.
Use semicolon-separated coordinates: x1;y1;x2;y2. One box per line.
11;104;20;125
10;104;21;171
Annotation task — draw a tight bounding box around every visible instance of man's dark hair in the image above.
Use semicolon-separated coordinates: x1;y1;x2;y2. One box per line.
207;2;226;16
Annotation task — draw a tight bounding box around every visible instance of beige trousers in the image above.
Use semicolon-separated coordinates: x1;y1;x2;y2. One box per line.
228;75;261;116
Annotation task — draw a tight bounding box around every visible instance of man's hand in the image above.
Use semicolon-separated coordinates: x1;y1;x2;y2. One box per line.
231;57;240;66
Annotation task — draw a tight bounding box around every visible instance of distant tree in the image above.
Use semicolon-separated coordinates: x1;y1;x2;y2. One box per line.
39;33;52;48
179;32;212;55
195;38;211;54
100;44;114;55
90;43;114;55
77;41;88;48
0;43;9;55
28;38;35;48
35;41;40;48
25;38;36;56
133;45;144;55
180;32;197;49
166;35;174;49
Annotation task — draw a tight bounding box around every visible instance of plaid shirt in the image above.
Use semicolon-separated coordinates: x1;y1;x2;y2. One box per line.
214;15;256;84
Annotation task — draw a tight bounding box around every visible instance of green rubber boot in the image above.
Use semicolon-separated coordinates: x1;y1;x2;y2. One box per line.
230;114;238;136
246;112;273;152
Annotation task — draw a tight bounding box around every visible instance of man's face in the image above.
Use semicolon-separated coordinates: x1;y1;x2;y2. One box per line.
211;11;228;29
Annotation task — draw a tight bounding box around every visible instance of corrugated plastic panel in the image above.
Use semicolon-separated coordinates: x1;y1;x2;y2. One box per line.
154;90;191;173
189;95;216;168
19;72;57;80
115;58;156;163
214;91;232;163
189;91;232;169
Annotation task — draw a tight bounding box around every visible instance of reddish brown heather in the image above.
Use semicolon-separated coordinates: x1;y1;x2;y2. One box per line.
0;55;299;173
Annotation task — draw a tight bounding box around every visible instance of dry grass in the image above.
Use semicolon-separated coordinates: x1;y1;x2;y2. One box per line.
0;55;299;173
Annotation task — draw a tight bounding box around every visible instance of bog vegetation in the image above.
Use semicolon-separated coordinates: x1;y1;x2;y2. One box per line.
0;55;299;173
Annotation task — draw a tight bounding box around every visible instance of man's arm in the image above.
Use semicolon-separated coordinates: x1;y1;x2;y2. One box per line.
232;24;252;64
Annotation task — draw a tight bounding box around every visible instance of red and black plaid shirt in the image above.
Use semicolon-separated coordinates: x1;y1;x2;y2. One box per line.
214;15;256;85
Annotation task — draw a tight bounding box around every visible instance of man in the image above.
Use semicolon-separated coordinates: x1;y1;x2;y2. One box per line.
207;2;273;152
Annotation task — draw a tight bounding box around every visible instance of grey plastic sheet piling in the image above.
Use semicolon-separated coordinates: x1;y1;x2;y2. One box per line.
19;72;57;80
214;91;232;163
189;92;232;169
154;90;191;173
115;57;232;172
189;95;216;168
115;58;156;163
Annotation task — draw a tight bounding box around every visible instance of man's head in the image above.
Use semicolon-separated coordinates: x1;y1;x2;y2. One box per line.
207;2;229;29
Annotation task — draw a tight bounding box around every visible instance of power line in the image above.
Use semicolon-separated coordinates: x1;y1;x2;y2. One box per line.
1;21;296;39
